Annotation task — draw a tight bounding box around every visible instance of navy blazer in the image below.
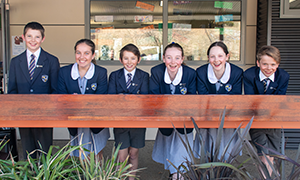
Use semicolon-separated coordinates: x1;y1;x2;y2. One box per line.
58;64;108;135
150;63;196;95
149;63;196;135
8;48;60;94
244;66;289;95
108;68;149;94
58;64;108;94
196;63;243;94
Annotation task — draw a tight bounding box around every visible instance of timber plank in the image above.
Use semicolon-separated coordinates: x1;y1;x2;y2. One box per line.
0;94;300;128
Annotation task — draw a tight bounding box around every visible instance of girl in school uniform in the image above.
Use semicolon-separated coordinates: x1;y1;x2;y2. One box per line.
58;39;110;159
150;43;196;180
194;41;243;160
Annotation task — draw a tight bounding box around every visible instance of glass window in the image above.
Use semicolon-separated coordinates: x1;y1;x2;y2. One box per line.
289;0;300;9
91;0;163;61
167;1;241;61
90;0;242;61
280;0;300;18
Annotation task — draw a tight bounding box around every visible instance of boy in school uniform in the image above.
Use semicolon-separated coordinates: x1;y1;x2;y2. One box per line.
244;45;289;176
108;44;149;180
8;22;60;159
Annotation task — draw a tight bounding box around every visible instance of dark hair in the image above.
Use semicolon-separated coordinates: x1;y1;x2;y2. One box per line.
207;41;229;56
74;39;95;54
120;44;141;60
23;22;45;39
163;43;184;57
256;45;281;64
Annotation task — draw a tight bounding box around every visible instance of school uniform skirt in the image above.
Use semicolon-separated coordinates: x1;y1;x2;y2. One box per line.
194;128;241;161
70;128;110;158
152;130;193;174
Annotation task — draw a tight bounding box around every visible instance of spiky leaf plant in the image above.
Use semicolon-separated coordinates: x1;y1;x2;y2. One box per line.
72;143;145;180
0;136;144;180
168;107;254;179
168;107;300;180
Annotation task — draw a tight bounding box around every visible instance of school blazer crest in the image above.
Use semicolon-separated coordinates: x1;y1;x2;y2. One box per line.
8;49;60;94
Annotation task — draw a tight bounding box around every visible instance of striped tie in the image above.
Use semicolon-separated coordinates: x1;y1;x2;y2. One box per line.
126;73;132;89
263;78;269;93
29;54;36;80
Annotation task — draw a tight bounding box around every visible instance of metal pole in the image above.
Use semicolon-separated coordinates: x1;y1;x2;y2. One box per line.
84;0;90;39
1;0;6;93
162;0;168;52
1;0;9;94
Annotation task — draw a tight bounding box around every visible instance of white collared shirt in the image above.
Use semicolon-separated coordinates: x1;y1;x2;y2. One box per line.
124;68;136;82
26;48;41;69
164;66;183;86
259;70;275;88
208;62;231;84
71;63;95;94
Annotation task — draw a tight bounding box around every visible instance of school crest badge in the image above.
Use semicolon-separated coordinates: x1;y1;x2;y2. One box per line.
225;84;232;92
41;75;48;82
179;83;187;95
180;87;187;94
91;83;97;91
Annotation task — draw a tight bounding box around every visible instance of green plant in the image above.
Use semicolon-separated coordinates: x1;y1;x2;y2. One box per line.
0;138;144;180
0;140;80;180
168;107;300;180
73;143;145;180
169;107;254;179
244;132;300;180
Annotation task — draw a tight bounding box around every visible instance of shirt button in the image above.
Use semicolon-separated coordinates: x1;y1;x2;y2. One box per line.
30;89;33;92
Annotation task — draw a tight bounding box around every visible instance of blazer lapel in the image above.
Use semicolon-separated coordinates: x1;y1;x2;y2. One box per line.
209;83;217;94
254;78;265;94
73;79;82;94
253;68;264;94
129;69;142;94
266;81;278;94
118;69;127;92
31;49;46;84
19;52;31;84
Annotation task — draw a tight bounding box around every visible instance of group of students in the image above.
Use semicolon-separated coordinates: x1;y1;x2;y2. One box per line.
8;21;289;180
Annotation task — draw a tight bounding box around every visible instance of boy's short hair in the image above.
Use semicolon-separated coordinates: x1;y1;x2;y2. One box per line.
23;22;45;39
257;45;281;64
120;44;140;61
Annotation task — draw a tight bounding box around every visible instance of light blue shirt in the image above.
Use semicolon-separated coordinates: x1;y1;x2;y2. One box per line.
71;63;95;94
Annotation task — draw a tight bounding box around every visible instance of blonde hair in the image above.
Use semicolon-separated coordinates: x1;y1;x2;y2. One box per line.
257;45;281;64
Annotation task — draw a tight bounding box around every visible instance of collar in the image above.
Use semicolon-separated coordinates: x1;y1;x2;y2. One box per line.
124;68;136;78
26;48;41;60
71;63;95;80
208;62;231;84
259;70;275;82
164;66;182;86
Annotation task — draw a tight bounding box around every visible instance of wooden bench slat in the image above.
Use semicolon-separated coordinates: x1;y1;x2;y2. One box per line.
1;94;300;128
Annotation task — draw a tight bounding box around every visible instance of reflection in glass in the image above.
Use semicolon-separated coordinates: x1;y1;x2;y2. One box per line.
91;1;163;61
90;0;242;61
167;1;241;61
289;0;300;9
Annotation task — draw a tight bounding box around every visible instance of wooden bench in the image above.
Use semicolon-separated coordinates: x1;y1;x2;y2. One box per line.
0;94;300;129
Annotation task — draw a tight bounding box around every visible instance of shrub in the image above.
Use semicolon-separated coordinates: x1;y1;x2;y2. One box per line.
0;137;143;180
